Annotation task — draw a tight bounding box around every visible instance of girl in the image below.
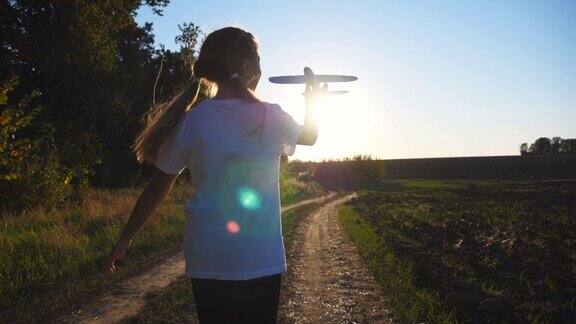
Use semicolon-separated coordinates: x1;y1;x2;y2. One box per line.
105;27;319;323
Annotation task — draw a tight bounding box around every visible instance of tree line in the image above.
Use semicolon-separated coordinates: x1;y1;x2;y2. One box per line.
520;137;576;155
1;0;202;211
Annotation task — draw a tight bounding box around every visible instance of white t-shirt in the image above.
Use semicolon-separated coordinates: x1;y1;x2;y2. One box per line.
153;98;303;280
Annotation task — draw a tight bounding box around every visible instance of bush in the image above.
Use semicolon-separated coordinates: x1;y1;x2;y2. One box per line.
0;76;71;213
313;155;385;190
280;159;325;205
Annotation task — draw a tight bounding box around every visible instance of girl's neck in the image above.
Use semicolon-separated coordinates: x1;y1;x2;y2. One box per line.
212;82;257;100
213;84;239;100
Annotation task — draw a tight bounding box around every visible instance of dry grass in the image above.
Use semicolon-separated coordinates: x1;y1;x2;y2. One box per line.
0;185;191;322
1;166;324;322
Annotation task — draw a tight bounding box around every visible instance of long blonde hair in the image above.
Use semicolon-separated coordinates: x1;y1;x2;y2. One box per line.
133;27;261;164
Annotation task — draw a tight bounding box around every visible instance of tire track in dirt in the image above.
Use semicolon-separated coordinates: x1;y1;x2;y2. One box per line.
59;194;335;323
279;193;394;323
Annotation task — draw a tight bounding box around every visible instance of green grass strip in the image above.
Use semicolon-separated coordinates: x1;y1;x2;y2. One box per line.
337;205;454;323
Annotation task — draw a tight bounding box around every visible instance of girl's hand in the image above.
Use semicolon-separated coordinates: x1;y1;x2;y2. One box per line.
103;170;178;273
304;67;321;104
105;239;131;273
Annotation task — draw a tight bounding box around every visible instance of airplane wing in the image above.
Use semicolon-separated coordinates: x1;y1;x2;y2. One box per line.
269;75;357;84
301;90;349;96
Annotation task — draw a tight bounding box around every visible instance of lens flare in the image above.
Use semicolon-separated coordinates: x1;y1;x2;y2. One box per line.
226;220;240;234
237;187;262;210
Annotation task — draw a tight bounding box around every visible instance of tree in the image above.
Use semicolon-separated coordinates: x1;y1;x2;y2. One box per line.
0;76;71;211
551;137;562;153
520;137;576;155
529;137;552;154
0;0;187;187
175;22;202;71
520;143;528;155
560;139;576;153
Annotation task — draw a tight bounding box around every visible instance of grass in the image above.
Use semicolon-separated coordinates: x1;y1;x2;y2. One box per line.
338;205;454;323
1;167;323;323
0;185;191;322
279;163;324;206
340;179;576;323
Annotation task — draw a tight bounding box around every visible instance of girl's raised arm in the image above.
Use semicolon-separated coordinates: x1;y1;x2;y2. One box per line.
298;67;320;145
105;169;178;272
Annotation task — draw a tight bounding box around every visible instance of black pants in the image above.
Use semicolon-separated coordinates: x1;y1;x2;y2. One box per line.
190;273;282;324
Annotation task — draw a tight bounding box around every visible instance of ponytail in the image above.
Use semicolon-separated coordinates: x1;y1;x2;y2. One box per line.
133;75;201;164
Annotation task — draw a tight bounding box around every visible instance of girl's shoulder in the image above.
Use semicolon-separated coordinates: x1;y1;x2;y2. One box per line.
257;101;283;115
182;99;212;121
184;98;284;121
189;99;213;114
261;101;281;109
261;101;289;118
175;100;210;135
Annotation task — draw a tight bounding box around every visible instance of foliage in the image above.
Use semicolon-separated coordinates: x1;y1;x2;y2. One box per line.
313;154;384;190
0;77;42;181
0;0;199;188
0;76;71;211
175;22;202;70
520;137;576;155
280;159;325;205
0;184;191;322
346;154;384;187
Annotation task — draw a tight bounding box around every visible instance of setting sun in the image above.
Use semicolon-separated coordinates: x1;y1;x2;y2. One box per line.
309;93;374;160
263;82;379;161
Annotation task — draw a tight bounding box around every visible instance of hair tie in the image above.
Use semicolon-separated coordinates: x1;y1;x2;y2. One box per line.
192;76;202;83
230;72;239;80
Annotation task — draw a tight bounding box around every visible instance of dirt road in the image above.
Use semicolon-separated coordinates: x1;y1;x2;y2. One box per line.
60;194;335;323
279;194;394;323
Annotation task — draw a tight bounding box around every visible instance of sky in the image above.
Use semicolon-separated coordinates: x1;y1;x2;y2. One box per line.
136;0;576;161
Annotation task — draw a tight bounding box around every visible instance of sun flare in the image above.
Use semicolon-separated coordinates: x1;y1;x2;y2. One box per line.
277;87;376;161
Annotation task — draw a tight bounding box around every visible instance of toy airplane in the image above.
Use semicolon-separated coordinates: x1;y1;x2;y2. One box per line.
269;67;357;96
